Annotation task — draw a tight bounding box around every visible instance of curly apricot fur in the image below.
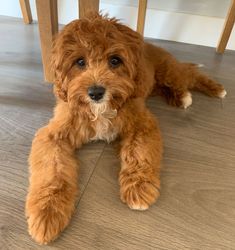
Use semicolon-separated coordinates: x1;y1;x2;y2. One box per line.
26;12;226;244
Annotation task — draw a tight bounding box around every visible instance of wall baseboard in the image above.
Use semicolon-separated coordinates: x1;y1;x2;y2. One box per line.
101;3;235;51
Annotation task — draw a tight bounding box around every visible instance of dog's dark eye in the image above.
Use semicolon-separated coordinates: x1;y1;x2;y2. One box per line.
109;56;122;68
76;58;86;68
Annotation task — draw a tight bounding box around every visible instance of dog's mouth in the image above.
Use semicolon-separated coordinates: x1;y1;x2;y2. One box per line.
91;99;105;104
89;98;117;121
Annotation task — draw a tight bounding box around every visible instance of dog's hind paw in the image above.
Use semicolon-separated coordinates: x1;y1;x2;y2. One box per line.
218;89;227;98
181;92;192;109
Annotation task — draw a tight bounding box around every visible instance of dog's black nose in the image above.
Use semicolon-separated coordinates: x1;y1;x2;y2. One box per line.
88;85;106;101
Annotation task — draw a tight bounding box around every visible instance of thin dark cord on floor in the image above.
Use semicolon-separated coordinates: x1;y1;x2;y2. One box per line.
75;143;107;208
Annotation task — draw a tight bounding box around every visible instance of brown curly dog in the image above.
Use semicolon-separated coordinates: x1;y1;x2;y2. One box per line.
25;13;226;244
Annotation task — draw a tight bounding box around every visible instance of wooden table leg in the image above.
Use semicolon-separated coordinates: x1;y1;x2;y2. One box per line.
79;0;99;18
19;0;32;24
137;0;147;35
216;0;235;53
36;0;58;82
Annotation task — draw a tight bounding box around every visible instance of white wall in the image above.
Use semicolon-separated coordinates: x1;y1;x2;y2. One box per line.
1;0;235;50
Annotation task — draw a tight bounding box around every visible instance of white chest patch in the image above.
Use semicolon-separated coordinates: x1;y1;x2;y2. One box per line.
89;102;118;143
91;116;118;143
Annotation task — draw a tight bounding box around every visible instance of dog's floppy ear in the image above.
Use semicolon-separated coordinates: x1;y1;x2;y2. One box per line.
111;19;144;61
110;20;148;97
50;33;69;102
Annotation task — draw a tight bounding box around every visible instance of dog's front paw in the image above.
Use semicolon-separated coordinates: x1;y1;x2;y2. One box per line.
119;174;160;211
26;190;75;244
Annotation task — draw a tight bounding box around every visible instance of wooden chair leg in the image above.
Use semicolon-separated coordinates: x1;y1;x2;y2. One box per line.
19;0;32;24
79;0;100;18
216;0;235;53
137;0;147;35
36;0;58;82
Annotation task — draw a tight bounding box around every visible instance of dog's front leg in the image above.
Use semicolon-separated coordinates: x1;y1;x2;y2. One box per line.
25;125;78;244
119;110;163;210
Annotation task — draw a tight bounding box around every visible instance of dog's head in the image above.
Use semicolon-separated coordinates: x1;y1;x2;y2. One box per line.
51;13;145;117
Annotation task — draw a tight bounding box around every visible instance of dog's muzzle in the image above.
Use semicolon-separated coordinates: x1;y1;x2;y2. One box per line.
88;85;106;101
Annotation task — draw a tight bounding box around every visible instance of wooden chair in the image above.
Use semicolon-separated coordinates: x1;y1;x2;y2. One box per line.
19;0;32;24
136;0;147;35
19;0;235;80
135;0;235;54
216;0;235;53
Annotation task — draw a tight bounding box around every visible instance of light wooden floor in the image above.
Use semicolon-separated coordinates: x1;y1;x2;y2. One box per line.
0;16;235;250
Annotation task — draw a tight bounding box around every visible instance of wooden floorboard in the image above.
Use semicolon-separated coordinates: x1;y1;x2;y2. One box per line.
0;16;235;249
